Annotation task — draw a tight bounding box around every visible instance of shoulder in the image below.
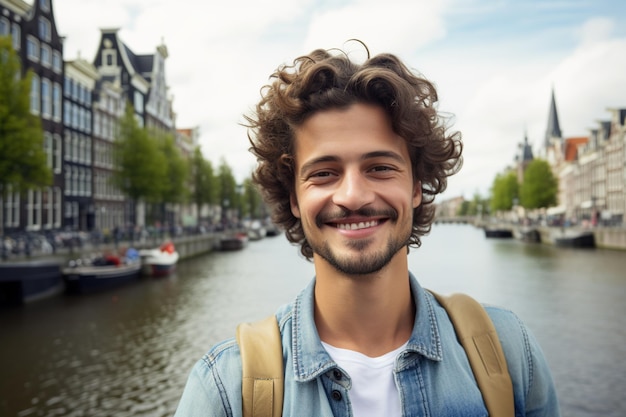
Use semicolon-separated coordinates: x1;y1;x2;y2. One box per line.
482;304;536;377
483;305;561;415
174;338;243;417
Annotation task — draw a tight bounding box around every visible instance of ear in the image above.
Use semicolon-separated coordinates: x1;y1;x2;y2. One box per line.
290;193;301;218
412;181;422;208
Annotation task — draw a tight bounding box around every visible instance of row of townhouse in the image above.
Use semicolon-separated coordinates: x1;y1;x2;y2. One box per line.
1;0;198;235
435;90;625;226
544;90;626;226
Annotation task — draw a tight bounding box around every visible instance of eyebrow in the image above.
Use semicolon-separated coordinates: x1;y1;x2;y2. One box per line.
299;151;406;177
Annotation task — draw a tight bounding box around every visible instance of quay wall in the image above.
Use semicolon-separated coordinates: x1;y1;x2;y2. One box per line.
2;233;223;264
171;233;221;260
470;219;626;250
533;226;626;250
592;227;626;250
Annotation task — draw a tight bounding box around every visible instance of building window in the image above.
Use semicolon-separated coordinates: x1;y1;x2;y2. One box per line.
72;167;78;196
72;133;78;161
0;18;8;36
86;137;92;164
64;76;72;96
134;91;144;113
11;23;20;50
54;187;61;227
64;167;71;194
3;188;20;227
52;51;62;73
27;36;39;62
94;112;101;136
53;134;62;173
27;190;42;231
30;75;40;115
86;170;92;195
86;111;92;134
76;83;83;104
63;101;71;125
64;131;71;159
39;0;51;12
41;78;51;118
41;44;51;67
71;103;78;128
103;51;116;67
43;187;53;229
53;83;62;121
44;133;53;168
38;17;51;42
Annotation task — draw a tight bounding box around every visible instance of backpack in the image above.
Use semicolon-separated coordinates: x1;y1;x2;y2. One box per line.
236;291;514;417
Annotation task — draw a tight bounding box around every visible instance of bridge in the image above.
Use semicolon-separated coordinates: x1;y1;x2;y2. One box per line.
434;216;479;225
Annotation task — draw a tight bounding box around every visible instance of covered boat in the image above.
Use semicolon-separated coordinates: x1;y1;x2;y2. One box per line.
63;248;141;294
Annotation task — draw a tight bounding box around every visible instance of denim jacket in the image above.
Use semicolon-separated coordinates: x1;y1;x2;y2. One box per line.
174;273;560;416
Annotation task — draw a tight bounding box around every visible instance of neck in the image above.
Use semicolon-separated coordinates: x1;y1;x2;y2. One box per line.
313;249;415;357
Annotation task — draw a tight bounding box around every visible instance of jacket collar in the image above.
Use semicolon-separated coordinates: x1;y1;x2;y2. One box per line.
291;272;443;382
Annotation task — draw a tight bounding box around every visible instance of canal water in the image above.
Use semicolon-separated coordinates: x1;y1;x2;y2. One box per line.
0;224;624;417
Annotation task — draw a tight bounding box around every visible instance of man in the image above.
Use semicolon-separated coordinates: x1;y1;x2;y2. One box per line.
174;44;560;416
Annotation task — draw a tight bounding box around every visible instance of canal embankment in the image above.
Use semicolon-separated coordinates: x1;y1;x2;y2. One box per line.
468;219;626;250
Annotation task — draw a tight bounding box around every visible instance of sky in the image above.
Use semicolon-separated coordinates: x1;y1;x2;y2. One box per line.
50;0;626;200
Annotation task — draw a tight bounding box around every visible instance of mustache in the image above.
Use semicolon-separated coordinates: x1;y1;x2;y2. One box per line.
315;207;398;227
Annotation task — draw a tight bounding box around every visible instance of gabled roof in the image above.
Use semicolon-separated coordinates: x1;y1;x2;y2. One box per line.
564;137;588;162
119;43;154;81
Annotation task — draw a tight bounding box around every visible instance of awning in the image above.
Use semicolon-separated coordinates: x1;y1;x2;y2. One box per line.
546;205;566;215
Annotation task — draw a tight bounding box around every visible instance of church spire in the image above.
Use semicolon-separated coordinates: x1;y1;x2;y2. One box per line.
545;87;562;148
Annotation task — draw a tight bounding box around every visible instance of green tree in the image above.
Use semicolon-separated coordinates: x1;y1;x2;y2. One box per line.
158;133;189;204
456;192;489;217
520;159;558;209
241;177;264;219
0;36;51;196
112;104;166;208
190;147;217;224
490;170;519;212
217;158;239;223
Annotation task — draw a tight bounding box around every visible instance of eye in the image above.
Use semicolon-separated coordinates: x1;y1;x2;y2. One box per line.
311;171;333;177
306;170;337;184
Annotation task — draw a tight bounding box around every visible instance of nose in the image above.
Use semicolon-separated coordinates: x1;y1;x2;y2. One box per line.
332;168;375;211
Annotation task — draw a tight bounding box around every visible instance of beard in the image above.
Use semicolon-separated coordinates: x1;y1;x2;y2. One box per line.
309;207;412;275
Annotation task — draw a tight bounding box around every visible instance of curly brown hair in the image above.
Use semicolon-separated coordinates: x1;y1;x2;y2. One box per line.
246;43;463;260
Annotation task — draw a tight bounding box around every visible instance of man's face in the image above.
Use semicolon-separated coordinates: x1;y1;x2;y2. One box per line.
290;103;422;276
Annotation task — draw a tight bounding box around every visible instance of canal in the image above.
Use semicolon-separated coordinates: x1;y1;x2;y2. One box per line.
0;224;624;416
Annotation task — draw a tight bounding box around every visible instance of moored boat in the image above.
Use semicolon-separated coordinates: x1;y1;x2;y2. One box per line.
219;232;248;251
63;248;141;294
0;260;64;306
554;231;595;248
139;241;179;277
484;228;513;238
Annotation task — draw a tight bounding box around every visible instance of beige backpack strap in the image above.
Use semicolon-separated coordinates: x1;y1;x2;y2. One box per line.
431;291;514;417
236;315;284;417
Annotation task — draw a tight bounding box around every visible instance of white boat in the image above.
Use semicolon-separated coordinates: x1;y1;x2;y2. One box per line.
139;241;179;277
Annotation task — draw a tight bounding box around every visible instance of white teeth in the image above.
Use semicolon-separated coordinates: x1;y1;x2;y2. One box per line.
337;220;378;230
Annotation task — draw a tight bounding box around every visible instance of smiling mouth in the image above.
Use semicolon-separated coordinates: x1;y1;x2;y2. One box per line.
335;220;380;230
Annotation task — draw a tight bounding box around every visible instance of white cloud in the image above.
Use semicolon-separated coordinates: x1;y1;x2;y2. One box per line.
436;15;626;199
302;0;447;57
50;0;626;197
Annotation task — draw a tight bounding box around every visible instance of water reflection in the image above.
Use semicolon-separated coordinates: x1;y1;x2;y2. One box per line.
0;225;624;416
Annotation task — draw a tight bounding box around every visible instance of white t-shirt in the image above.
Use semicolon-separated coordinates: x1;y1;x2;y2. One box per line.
322;342;408;417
